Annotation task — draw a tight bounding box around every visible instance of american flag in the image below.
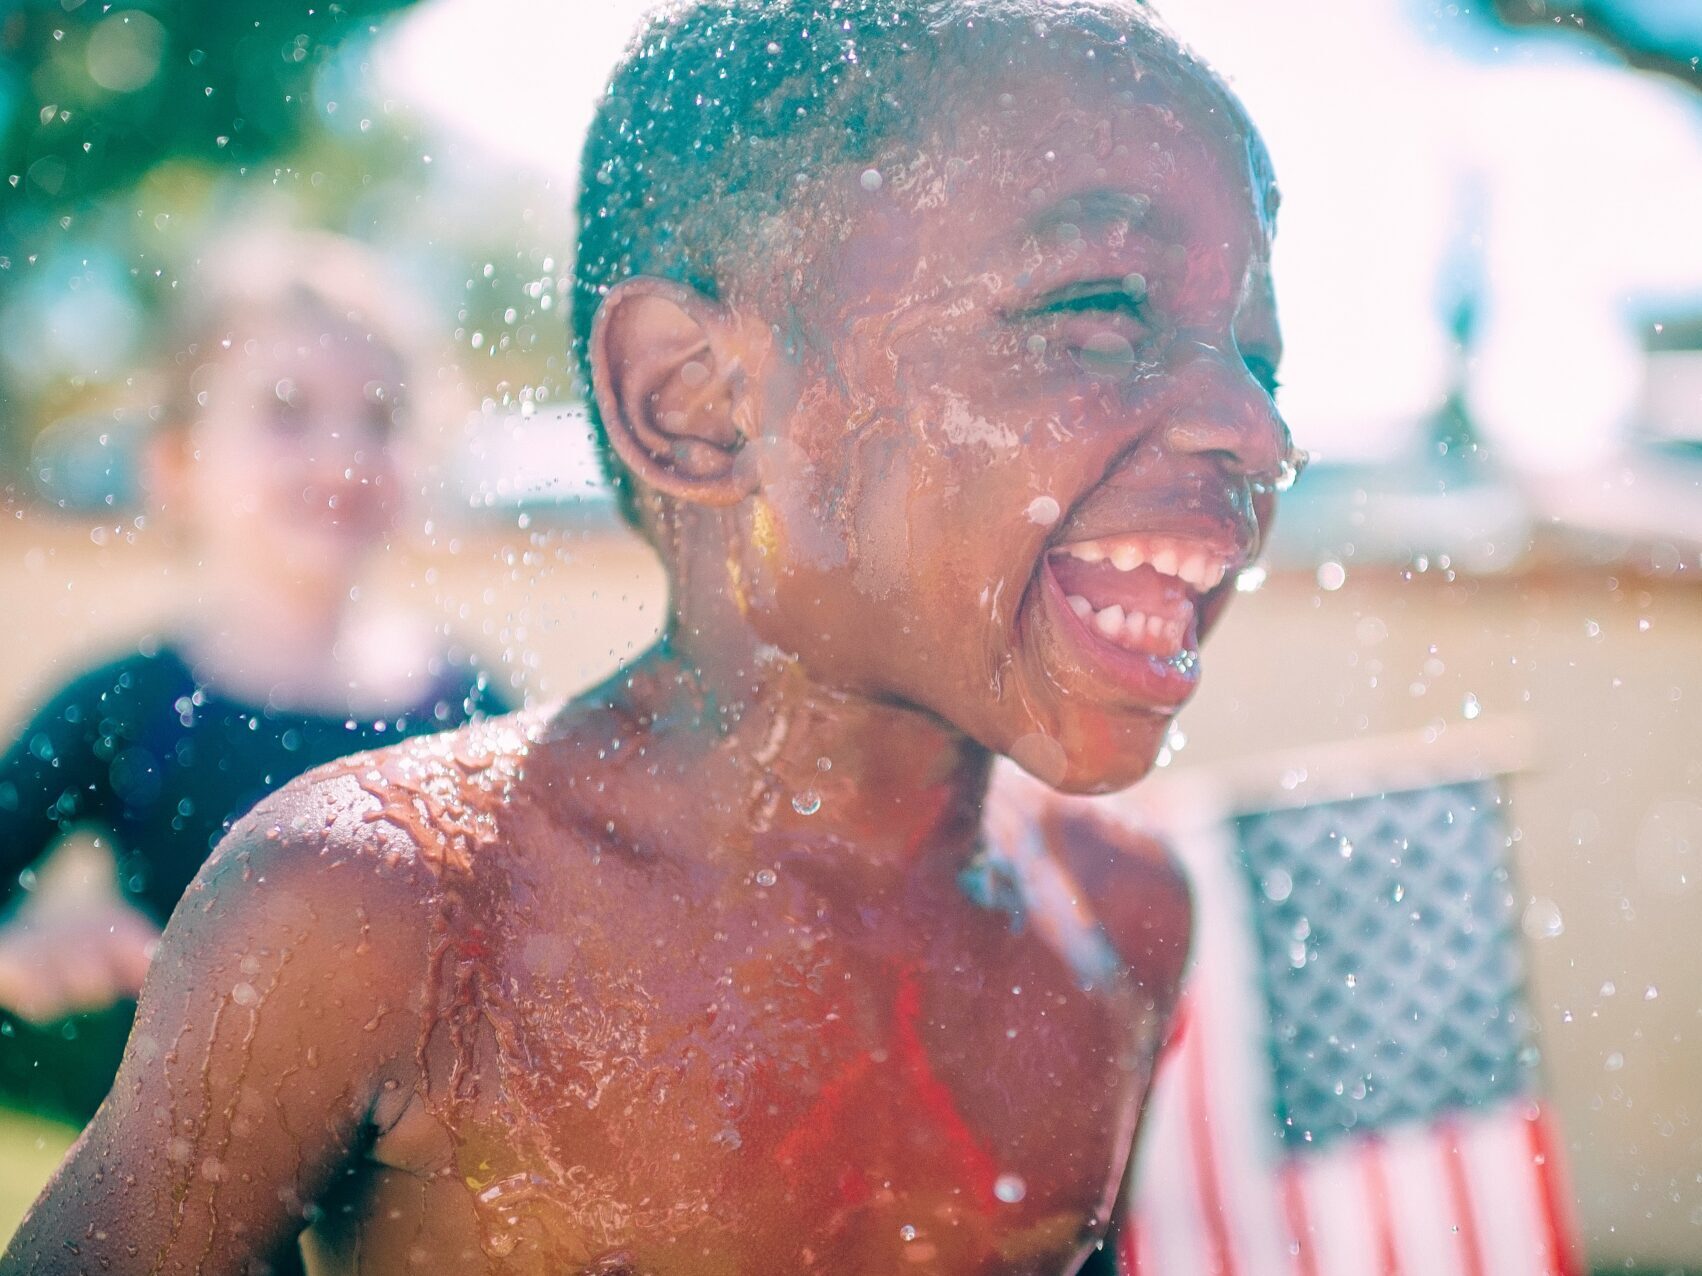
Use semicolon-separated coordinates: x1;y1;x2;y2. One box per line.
1115;776;1582;1276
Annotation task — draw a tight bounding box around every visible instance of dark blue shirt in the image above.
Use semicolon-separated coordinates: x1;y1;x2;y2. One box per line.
0;640;509;925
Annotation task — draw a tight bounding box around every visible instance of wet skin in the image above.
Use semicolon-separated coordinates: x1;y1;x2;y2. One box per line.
4;37;1288;1276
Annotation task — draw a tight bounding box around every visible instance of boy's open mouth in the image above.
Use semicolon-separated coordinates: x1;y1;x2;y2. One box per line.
1039;530;1245;705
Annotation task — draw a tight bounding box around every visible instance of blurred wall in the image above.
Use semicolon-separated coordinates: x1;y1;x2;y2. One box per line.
2;508;1698;1270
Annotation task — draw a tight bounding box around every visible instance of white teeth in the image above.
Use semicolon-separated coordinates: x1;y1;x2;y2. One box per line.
1061;536;1231;591
1110;543;1144;572
1068;594;1192;658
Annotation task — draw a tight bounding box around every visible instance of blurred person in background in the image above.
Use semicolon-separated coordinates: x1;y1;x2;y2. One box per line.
0;225;509;1123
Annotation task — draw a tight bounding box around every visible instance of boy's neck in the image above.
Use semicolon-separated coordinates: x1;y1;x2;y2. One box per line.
597;629;996;880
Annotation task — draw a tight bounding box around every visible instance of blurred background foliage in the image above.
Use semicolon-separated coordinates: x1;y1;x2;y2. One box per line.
1490;0;1702;87
1;0;577;494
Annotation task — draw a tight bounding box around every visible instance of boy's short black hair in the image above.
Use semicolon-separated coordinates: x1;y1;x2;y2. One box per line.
572;0;1175;525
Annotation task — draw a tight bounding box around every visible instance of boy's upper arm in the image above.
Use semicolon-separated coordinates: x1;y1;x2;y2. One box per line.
2;769;441;1275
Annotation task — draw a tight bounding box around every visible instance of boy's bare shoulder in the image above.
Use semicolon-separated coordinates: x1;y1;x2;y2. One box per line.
271;710;547;871
177;710;554;951
1041;801;1194;997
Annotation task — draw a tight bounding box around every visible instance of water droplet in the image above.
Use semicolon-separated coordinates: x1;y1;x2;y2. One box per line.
1235;564;1268;593
792;790;821;816
754;867;777;887
860;168;884;192
231;982;260;1007
1316;560;1346;592
1274;451;1306;492
1521;896;1565;940
899;1225;917;1242
1461;692;1481;720
1604;1051;1625;1072
1262;868;1293;903
994;1172;1027;1204
1026;495;1060;526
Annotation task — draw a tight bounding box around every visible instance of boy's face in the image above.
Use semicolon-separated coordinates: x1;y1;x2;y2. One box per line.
731;45;1288;793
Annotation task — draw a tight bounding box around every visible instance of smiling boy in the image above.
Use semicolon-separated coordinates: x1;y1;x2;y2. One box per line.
5;2;1292;1272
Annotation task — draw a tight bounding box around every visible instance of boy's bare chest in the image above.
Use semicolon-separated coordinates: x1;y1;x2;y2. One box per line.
365;869;1166;1275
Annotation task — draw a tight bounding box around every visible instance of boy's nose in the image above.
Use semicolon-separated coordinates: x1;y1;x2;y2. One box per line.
1158;340;1288;481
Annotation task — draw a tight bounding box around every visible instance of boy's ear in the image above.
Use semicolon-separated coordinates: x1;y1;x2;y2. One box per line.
589;277;757;507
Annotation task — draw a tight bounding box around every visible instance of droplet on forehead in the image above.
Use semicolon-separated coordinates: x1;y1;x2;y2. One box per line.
1026;495;1060;526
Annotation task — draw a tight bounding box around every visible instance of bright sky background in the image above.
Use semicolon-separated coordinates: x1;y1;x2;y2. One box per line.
380;0;1702;473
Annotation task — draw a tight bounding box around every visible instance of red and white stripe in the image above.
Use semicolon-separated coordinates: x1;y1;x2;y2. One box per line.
1130;1011;1581;1275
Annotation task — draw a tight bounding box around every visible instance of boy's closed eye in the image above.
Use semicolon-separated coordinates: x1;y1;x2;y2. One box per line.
1007;277;1157;379
1009;277;1151;323
1009;280;1283;398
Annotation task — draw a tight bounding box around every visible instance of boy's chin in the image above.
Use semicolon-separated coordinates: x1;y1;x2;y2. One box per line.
1004;717;1169;796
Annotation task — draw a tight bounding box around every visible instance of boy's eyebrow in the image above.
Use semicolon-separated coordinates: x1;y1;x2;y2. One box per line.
1028;188;1155;237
